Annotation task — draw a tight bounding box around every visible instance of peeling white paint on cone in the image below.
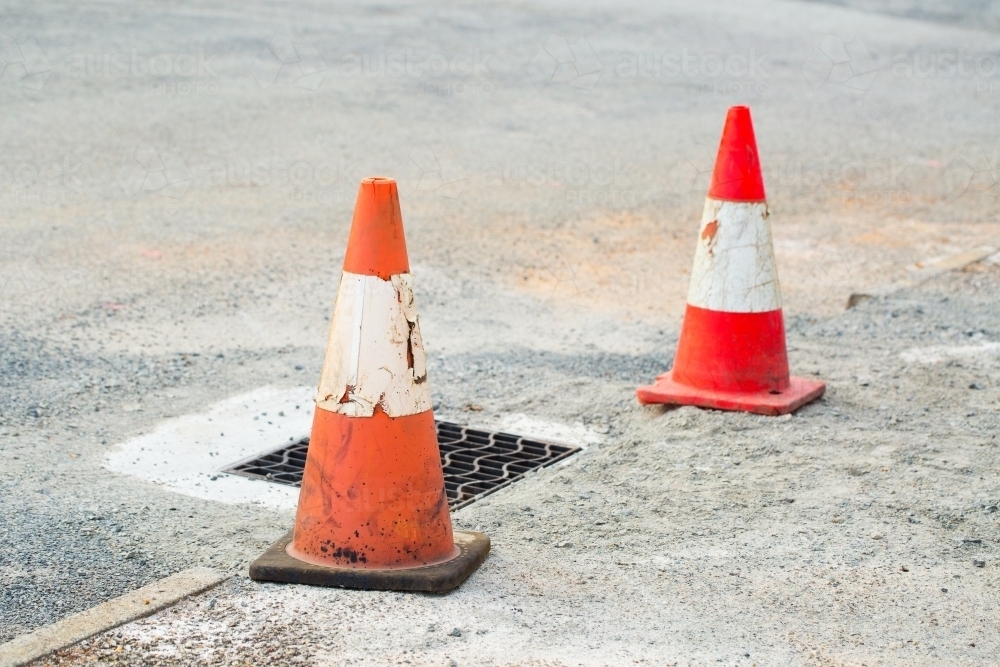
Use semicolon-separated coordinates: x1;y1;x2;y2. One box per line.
315;271;432;417
687;199;781;313
104;386;312;509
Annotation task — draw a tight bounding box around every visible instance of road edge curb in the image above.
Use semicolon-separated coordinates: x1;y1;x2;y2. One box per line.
0;567;230;667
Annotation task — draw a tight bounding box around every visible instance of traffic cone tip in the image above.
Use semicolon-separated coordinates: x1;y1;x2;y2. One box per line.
707;105;766;203
343;177;410;279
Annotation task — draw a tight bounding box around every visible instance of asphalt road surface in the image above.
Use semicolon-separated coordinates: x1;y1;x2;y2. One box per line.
2;0;1000;664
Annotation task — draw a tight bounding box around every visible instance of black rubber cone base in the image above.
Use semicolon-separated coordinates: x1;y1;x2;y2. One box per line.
249;530;490;592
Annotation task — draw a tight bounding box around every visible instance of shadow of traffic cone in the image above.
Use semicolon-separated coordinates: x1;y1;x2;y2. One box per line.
637;107;825;416
250;177;489;591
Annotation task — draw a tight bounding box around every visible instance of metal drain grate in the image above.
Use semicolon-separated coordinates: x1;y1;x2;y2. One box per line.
224;421;580;509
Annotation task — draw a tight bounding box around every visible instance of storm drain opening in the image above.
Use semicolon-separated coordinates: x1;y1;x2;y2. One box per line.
224;421;581;509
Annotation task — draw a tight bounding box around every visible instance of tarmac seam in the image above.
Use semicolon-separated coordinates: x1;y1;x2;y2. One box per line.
847;244;998;307
0;567;229;667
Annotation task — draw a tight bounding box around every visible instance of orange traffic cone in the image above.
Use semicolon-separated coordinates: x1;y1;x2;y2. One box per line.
250;177;489;591
637;107;825;416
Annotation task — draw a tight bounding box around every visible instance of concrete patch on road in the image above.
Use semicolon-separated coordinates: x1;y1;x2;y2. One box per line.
104;386;603;510
497;413;604;451
104;386;313;508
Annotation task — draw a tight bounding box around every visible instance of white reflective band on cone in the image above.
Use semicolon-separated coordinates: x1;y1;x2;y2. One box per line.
686;198;782;313
315;271;432;417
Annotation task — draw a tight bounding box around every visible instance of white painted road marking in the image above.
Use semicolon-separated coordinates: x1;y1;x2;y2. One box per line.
497;413;603;450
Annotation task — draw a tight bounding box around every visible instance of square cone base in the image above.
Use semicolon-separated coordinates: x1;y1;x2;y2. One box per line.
637;375;825;416
249;530;490;593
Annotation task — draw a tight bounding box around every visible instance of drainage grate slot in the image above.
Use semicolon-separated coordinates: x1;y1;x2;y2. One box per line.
224;421;580;509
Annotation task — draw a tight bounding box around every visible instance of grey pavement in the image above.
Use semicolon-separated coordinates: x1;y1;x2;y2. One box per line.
2;0;1000;664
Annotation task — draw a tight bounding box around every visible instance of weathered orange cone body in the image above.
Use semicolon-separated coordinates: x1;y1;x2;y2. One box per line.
289;177;457;569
